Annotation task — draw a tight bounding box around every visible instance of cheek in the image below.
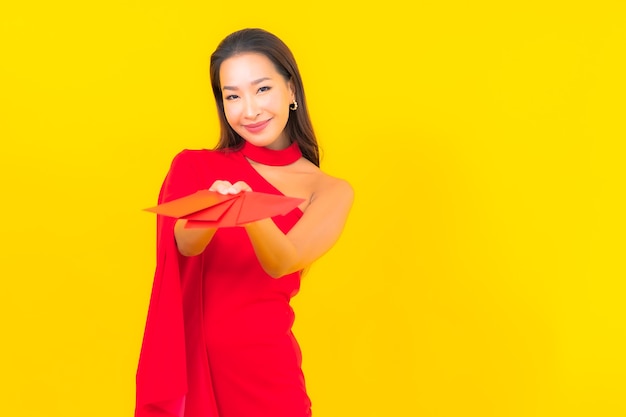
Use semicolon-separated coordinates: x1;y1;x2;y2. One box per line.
223;104;239;125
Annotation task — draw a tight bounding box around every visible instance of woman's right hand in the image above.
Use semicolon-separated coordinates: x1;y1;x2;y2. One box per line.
209;180;253;195
174;180;252;256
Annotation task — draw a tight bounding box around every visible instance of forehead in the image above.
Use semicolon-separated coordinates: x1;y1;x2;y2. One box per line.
219;53;281;85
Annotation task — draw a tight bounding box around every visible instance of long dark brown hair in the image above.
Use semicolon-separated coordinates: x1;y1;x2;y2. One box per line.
209;28;320;167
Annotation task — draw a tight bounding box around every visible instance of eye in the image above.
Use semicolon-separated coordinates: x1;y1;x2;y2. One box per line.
258;86;271;93
225;94;239;101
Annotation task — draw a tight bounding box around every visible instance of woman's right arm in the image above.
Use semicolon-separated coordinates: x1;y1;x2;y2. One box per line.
174;220;217;256
159;150;217;257
173;180;249;256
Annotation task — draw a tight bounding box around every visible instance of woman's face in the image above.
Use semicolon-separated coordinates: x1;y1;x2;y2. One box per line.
220;53;295;150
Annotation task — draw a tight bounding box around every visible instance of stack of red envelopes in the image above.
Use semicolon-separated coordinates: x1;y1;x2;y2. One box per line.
144;190;305;228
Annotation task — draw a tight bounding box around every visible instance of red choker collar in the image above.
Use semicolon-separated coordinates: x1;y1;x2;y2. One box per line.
241;141;302;166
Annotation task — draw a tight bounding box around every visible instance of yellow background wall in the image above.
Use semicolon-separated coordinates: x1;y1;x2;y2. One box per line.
1;1;624;416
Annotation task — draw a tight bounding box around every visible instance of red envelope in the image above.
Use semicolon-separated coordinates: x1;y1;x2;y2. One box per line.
144;190;305;228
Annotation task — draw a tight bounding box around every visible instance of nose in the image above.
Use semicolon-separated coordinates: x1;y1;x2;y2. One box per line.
243;97;260;119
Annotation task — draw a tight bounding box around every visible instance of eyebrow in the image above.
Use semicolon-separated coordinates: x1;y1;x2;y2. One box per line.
222;77;272;91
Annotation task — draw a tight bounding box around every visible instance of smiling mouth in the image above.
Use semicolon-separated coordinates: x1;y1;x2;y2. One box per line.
243;119;271;133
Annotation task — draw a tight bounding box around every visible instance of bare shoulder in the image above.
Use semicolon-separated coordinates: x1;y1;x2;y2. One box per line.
299;161;353;205
320;171;353;197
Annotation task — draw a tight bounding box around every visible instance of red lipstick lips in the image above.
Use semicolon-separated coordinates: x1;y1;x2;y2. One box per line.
243;119;271;134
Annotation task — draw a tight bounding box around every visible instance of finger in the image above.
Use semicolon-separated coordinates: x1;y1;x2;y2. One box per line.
209;180;233;194
232;181;253;193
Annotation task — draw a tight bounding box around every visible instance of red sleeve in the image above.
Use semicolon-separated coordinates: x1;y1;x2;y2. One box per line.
135;150;200;417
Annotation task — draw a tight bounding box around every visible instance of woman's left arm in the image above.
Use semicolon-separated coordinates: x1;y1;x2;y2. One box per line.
244;178;354;278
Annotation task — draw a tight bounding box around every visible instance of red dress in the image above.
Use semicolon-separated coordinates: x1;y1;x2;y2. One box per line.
136;147;312;417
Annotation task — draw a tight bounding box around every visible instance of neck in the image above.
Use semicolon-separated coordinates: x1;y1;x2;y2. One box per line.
241;141;302;166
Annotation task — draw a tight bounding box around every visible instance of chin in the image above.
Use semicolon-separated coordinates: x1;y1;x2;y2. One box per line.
241;134;281;148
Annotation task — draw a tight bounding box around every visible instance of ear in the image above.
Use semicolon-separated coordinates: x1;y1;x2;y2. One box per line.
288;78;296;101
